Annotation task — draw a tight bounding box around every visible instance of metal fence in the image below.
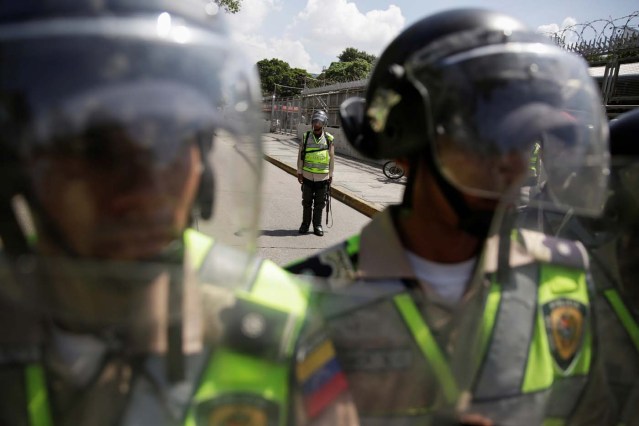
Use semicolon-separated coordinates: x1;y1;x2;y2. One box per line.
263;79;367;135
263;13;639;129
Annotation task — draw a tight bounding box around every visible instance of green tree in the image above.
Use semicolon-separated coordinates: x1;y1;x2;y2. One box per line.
217;0;242;14
318;58;371;84
257;59;311;97
338;47;376;64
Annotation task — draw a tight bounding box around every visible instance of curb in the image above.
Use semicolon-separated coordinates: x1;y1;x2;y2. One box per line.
264;155;382;218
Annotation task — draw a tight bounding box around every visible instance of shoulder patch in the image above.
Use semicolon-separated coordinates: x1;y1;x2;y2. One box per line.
296;335;348;419
542;298;588;371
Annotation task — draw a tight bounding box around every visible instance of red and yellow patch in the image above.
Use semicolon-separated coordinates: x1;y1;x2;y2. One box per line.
296;339;349;418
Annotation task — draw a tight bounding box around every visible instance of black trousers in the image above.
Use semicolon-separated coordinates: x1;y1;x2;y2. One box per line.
301;178;329;227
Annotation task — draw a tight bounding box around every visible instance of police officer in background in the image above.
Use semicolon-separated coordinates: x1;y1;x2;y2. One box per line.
0;1;358;425
603;108;639;424
287;8;611;425
530;108;639;425
297;110;335;236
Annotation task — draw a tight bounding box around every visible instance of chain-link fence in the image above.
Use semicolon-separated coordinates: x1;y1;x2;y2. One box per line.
262;79;367;136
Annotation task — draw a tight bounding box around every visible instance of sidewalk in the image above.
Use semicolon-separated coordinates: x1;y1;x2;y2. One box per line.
262;132;405;217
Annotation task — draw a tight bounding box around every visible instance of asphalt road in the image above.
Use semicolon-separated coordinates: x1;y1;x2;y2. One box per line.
188;132;372;266
257;159;371;266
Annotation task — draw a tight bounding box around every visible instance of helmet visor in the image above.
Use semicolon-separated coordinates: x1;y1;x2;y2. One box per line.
0;15;264;328
2;15;263;257
406;41;609;216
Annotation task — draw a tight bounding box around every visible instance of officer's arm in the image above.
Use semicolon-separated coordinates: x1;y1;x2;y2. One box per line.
329;141;335;179
297;137;304;175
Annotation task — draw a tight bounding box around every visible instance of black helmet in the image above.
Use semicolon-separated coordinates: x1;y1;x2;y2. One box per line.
311;110;328;126
610;108;639;156
340;8;609;217
0;0;264;326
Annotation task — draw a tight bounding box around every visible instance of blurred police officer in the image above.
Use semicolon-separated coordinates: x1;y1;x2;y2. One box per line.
528;108;639;425
0;1;357;425
297;110;335;236
603;108;639;425
287;8;611;425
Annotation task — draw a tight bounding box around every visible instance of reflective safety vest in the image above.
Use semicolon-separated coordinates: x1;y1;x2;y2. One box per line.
528;209;639;425
302;131;332;174
469;229;592;426
23;229;310;426
307;231;591;424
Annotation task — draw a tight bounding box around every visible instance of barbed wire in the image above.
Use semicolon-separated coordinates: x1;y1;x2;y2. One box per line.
540;11;639;55
278;11;639;95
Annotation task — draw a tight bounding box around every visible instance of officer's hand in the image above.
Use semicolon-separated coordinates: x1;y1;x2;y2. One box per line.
297;173;303;184
328;177;333;185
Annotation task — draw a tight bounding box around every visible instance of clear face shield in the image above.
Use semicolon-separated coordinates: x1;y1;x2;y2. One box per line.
281;37;613;423
0;15;264;335
406;39;610;218
396;36;611;423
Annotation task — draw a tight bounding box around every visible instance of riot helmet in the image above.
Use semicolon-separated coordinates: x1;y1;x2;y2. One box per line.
311;109;328;127
0;0;264;329
340;8;609;228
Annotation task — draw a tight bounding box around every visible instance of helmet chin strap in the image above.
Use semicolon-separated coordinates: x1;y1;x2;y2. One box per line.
432;168;494;239
403;153;494;240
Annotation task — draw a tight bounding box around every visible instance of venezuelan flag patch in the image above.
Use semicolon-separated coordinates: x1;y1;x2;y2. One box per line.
296;338;349;418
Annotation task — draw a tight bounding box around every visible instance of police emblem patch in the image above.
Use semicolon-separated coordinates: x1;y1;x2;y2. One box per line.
196;394;279;426
542;298;587;371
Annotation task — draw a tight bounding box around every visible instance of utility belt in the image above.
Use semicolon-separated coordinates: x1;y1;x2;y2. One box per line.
302;177;330;188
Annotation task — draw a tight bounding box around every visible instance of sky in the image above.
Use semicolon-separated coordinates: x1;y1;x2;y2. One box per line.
225;0;639;74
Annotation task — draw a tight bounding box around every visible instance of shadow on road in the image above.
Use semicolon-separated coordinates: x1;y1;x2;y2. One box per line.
259;229;302;237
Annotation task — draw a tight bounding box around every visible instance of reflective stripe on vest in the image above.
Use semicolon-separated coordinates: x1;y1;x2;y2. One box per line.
347;234;590;422
604;288;639;353
393;294;460;405
473;262;591;425
302;131;330;174
185;233;309;426
24;230;308;426
341;235;459;412
25;364;52;426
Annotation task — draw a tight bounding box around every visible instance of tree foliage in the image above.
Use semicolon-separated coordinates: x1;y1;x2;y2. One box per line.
217;0;242;14
257;58;311;97
321;59;371;83
338;47;376;65
256;47;376;96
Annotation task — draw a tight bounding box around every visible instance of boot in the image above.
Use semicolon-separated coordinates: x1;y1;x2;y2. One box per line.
299;206;312;234
312;210;323;236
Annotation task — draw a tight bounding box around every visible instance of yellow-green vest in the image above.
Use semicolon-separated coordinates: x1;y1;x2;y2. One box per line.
302;131;332;174
338;233;591;423
24;229;309;426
